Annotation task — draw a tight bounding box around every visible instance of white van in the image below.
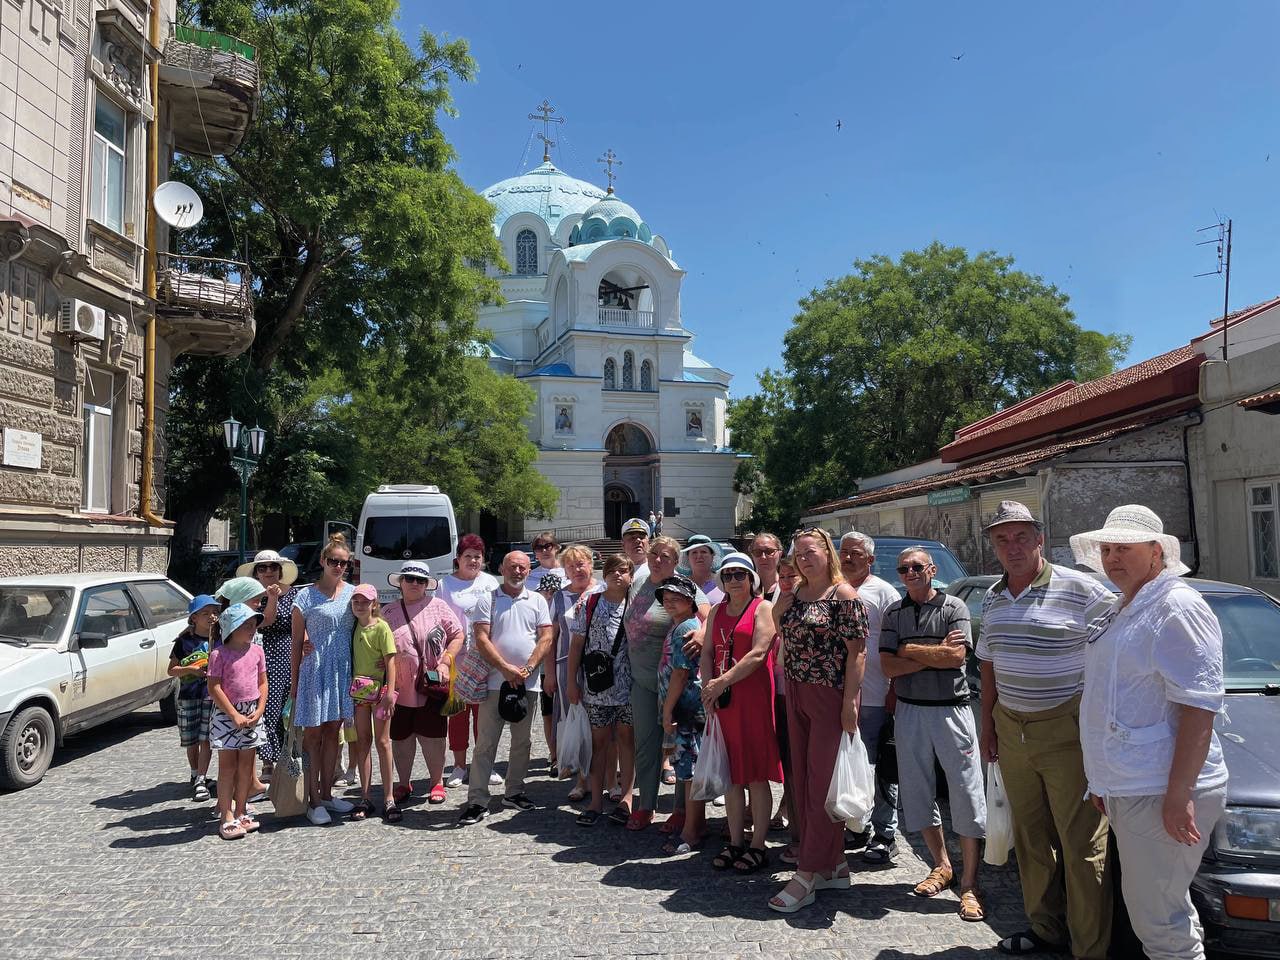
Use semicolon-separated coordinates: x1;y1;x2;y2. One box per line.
354;485;458;603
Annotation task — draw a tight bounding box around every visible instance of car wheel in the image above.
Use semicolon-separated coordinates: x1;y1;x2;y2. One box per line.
157;683;178;725
0;705;56;790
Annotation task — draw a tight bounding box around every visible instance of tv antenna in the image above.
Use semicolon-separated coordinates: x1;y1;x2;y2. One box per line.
1195;216;1232;360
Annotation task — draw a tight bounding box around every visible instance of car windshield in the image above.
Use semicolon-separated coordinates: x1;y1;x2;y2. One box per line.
1202;592;1280;691
0;587;73;644
872;548;969;587
363;517;452;563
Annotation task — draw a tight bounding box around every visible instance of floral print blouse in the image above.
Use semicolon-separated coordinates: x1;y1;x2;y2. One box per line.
780;595;869;690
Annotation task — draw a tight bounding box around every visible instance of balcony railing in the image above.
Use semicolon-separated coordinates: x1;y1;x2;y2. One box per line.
166;25;257;85
156;253;253;318
160;24;259;156
598;307;654;328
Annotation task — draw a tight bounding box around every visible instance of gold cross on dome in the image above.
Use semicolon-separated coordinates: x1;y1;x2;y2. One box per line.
597;148;622;195
527;99;565;162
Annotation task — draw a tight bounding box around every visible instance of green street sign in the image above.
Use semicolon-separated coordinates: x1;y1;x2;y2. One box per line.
927;486;971;507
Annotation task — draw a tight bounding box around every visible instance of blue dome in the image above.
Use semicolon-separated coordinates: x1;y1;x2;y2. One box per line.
569;195;653;245
481;161;608;235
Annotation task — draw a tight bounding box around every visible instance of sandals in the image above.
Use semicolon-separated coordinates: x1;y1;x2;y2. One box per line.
607;804;631;826
914;865;955;897
662;767;677;785
625;809;654;831
659;811;686;835
768;872;818;914
392;783;413;804
383;804;403;823
712;844;744;870
958;888;985;922
769;814;787;832
350;800;370;821
815;864;851;890
428;784;447;804
661;833;705;855
218;820;245;840
997;930;1066;955
779;844;799;865
567;786;589;803
732;847;769;874
576;809;602;827
238;814;261;833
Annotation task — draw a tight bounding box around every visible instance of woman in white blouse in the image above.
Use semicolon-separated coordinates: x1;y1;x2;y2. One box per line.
1071;505;1228;960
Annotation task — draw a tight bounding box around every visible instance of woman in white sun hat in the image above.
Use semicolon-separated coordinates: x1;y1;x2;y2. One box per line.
1070;505;1227;960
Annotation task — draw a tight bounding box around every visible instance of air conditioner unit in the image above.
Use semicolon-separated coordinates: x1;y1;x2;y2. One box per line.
57;299;106;342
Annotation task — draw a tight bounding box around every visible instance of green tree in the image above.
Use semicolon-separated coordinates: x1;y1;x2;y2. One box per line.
730;242;1132;533
164;1;551;577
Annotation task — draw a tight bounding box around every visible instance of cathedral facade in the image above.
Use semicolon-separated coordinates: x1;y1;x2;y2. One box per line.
476;158;742;540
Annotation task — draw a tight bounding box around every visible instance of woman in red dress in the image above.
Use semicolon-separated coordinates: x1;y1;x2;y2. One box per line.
701;551;780;873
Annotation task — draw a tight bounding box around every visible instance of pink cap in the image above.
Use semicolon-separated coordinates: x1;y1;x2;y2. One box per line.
352;583;379;602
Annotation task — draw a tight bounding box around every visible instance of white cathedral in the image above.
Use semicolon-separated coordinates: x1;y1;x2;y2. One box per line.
474;146;743;540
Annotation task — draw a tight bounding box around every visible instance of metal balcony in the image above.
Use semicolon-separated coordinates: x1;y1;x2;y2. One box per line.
159;25;259;156
155;253;255;357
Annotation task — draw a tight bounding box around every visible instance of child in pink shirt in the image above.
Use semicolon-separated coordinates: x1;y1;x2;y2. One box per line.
208;603;268;840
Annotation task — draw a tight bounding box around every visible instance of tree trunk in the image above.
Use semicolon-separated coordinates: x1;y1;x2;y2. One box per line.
168;504;217;593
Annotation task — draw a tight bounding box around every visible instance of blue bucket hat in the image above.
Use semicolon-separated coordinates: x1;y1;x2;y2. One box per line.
219;602;262;640
215;576;268;607
187;594;219;618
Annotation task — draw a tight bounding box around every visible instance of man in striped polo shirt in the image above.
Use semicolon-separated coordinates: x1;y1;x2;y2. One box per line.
978;501;1116;959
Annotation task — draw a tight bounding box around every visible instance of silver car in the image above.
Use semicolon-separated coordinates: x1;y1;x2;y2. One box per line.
0;573;192;790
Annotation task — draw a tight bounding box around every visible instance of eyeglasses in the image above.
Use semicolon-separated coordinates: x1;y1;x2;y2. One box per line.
325;557;350;568
533;542;557;551
896;562;928;574
722;569;751;582
400;575;428;585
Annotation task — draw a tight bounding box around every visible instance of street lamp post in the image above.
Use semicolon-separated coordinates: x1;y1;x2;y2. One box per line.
222;415;267;564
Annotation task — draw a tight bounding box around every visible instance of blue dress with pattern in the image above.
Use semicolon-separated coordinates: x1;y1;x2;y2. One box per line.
292;582;356;728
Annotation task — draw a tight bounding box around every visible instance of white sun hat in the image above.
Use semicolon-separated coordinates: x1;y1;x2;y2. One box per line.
1069;504;1190;577
235;548;299;586
714;551;760;593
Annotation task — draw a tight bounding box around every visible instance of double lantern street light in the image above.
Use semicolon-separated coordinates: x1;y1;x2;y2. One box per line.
221;416;267;564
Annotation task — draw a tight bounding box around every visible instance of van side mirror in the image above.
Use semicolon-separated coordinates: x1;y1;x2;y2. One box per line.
72;631;109;650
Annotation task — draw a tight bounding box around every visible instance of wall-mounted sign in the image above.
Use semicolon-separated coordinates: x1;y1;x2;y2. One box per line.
927;486;971;507
2;428;42;469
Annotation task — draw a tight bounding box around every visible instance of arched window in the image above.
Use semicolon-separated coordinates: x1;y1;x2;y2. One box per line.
515;229;538;275
622;351;635;390
640;360;653;392
603;358;616;390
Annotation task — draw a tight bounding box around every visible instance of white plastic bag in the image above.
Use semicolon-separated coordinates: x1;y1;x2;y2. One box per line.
825;731;875;832
690;715;732;801
556;703;592;780
983;761;1015;866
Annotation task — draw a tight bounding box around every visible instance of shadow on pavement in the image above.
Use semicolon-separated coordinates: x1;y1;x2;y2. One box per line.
51;709;169;770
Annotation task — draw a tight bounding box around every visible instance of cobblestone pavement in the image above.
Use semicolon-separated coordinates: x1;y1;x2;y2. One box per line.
3;707;1050;959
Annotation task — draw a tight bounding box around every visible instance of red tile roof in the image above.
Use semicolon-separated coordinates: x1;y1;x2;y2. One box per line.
808;407;1195;516
1190;296;1280;343
939;345;1202;462
1238;389;1280;413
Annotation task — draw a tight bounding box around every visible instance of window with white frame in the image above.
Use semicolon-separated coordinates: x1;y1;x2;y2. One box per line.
515;229;538;275
90;94;127;234
1248;480;1279;579
81;367;114;513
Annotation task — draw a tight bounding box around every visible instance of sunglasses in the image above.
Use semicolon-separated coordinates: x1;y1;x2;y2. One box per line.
533;542;557;551
255;563;282;572
750;547;779;557
325;557;350;568
400;575;428;585
722;569;751;582
897;562;929;574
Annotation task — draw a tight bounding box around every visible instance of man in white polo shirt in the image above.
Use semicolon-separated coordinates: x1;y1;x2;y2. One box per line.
978;501;1116;959
458;551;553;825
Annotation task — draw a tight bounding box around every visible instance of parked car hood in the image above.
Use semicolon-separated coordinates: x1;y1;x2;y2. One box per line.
0;642;46;674
1220;694;1280;807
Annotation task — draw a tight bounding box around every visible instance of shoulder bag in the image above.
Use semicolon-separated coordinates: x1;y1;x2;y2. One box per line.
581;592;627;694
452;589;499;704
401;600;450;701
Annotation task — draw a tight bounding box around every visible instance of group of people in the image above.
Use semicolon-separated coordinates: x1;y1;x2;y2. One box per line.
169;501;1227;960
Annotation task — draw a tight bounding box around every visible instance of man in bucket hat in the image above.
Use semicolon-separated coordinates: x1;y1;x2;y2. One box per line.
977;501;1117;958
457;551;553;825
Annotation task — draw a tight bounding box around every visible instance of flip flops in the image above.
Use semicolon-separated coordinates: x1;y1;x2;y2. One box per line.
218;820;245;840
428;784;447;804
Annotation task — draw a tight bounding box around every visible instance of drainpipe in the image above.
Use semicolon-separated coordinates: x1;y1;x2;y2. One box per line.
1181;411;1204;576
139;2;166;527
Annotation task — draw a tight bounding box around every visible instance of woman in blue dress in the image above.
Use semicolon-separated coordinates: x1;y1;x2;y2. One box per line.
289;532;357;825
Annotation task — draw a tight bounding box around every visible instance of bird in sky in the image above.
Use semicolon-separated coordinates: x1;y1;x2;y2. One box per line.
836;119;842;132
952;53;964;61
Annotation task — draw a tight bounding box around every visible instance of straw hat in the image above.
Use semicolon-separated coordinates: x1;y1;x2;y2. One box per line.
235;549;299;586
1069;504;1190;577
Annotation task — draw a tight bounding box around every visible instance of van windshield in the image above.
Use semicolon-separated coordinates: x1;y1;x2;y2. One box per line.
363;516;452;563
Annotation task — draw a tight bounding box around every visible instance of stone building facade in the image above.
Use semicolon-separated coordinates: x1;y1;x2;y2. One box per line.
0;0;257;575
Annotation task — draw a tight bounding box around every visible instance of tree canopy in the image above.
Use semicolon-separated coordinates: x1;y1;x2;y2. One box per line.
729;242;1131;533
165;0;554;579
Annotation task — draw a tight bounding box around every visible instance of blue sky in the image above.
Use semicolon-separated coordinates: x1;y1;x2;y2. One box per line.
403;0;1280;398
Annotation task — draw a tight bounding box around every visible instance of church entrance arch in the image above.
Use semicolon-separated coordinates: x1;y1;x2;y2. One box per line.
603;422;659;538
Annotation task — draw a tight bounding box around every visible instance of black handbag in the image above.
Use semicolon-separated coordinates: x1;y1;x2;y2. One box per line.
582;592;627;694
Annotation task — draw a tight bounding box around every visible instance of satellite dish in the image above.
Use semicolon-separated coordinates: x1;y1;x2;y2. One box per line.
153;181;204;230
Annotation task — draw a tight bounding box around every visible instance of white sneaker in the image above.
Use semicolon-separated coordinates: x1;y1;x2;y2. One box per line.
323;796;354;813
446;766;467;788
307;805;331;825
489;770;504;786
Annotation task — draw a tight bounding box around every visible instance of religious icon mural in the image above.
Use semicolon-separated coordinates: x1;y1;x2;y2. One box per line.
685;408;704;438
554;405;573;434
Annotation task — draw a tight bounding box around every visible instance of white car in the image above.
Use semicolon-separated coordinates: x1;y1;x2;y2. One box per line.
0;573;192;790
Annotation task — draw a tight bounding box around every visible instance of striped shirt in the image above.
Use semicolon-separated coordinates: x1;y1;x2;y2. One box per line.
977;562;1115;713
